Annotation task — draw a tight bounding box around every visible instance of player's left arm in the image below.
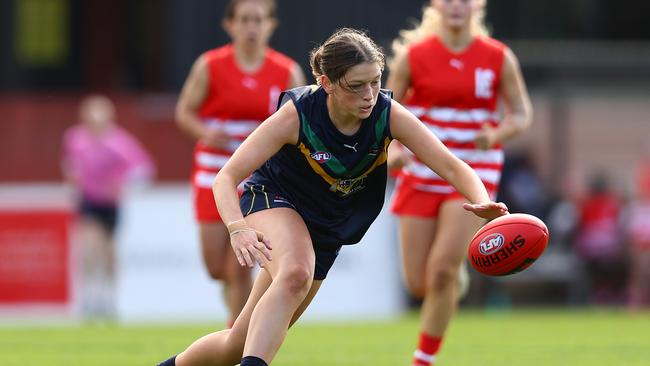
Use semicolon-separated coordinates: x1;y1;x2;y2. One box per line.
386;48;411;102
475;48;533;150
288;62;307;88
391;101;508;219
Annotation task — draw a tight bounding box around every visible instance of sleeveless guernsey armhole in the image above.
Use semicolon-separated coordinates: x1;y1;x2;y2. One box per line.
278;91;294;110
277;85;321;146
380;89;394;140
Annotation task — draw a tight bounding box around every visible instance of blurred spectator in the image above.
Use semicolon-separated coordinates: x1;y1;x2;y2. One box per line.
498;151;547;218
545;168;583;249
545;198;578;249
61;95;155;320
574;172;627;305
623;152;650;310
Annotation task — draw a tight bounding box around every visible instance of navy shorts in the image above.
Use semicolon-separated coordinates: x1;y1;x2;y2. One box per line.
311;245;341;280
80;198;119;234
240;183;341;280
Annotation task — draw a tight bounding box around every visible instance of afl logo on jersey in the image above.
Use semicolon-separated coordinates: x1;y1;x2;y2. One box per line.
311;151;332;164
478;233;505;255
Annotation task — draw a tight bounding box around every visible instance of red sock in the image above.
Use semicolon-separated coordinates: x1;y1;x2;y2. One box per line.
412;332;442;366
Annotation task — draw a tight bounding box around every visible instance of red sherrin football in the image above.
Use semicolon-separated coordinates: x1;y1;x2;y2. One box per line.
468;213;549;276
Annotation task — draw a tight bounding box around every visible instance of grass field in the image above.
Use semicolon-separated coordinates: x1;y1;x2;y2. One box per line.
1;309;648;366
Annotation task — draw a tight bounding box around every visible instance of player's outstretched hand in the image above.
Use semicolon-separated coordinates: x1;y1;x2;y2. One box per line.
230;229;272;268
462;201;509;220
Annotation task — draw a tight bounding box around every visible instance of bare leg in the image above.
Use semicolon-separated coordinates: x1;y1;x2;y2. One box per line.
628;247;650;310
398;216;437;299
242;208;315;362
97;222;116;318
199;222;252;324
398;215;472;302
420;199;484;335
175;273;323;366
176;270;272;366
78;217;114;319
176;208;321;365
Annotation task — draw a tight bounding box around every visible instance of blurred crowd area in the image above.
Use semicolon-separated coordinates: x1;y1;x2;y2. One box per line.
1;0;650;310
473;145;650;309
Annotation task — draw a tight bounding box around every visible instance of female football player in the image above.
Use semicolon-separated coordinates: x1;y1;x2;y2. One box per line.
387;1;532;364
158;27;507;366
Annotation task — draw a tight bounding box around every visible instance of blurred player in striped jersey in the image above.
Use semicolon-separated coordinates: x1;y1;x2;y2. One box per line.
175;0;305;327
386;1;532;365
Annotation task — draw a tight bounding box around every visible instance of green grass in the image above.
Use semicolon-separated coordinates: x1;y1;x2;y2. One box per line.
1;309;648;366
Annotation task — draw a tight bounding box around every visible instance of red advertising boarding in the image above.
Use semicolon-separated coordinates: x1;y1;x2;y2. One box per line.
0;211;72;304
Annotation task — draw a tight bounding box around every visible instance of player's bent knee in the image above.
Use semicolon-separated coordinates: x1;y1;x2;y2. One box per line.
206;265;226;280
405;274;426;299
278;265;312;297
223;329;246;361
425;266;458;294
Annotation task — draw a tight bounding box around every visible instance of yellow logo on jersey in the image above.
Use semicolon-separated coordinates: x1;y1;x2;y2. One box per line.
329;176;367;196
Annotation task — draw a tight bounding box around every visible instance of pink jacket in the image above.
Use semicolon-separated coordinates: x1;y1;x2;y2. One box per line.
62;124;155;205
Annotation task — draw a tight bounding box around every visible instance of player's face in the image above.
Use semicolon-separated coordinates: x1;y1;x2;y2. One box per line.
433;0;477;31
80;97;115;134
331;62;382;121
225;0;276;50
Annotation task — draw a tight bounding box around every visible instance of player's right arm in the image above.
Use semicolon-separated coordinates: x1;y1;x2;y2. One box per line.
175;55;228;147
213;100;300;267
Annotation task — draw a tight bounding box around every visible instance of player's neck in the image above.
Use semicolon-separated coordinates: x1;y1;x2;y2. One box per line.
439;27;474;53
233;45;267;73
326;96;362;136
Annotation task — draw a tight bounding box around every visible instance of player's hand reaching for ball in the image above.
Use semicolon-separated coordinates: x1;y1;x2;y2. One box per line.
227;220;272;267
462;201;509;220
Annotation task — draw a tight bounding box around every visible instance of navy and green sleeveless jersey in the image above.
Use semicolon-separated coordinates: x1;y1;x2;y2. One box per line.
243;85;393;249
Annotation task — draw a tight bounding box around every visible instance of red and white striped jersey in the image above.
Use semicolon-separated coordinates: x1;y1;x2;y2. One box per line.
193;44;295;189
399;36;506;195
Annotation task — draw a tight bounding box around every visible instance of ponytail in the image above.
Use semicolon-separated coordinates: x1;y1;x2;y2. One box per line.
309;47;325;84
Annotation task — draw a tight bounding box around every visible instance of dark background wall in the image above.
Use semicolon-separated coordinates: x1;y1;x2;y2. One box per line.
1;0;649;182
2;0;650;92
